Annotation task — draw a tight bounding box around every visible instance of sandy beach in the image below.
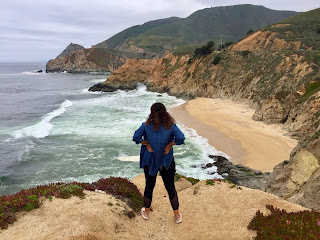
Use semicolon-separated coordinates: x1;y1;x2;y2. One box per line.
171;98;298;172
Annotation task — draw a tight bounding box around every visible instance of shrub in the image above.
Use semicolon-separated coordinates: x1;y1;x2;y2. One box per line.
206;180;215;186
248;205;320;239
275;90;291;101
225;41;234;47
193;41;215;57
317;27;320;34
93;177;143;212
241;50;251;57
213;55;221;65
246;29;255;35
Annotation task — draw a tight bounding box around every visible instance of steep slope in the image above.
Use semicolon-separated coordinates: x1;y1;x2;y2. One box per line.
89;8;320;210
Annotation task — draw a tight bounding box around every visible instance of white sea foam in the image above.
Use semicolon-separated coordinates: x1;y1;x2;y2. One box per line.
117;154;140;162
12;100;73;139
80;88;102;94
22;71;45;75
90;78;107;83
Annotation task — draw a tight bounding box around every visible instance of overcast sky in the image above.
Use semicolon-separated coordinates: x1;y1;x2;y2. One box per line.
0;0;319;62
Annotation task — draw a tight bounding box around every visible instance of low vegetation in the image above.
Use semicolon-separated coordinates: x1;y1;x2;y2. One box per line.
248;205;320;240
0;177;143;229
173;44;203;56
212;55;221;65
174;173;200;185
297;80;320;103
193;41;215;57
267;8;320;50
246;29;255;35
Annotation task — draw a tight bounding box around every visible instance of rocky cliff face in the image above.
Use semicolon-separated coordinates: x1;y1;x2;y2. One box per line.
46;47;127;73
56;43;85;59
89;20;320;210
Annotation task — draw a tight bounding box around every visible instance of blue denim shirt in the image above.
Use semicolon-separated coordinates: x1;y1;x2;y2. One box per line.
133;123;185;176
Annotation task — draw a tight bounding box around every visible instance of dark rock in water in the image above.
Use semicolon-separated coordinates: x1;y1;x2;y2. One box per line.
208;155;268;190
35;70;43;73
202;162;214;169
88;81;139;92
88;83;120;92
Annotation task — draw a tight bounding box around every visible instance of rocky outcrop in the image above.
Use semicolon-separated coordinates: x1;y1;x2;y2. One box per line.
46;48;127;73
56;43;85;59
287;168;320;211
265;150;320;210
207;155;269;190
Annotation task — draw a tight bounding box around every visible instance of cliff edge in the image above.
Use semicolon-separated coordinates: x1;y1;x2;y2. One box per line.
0;174;307;240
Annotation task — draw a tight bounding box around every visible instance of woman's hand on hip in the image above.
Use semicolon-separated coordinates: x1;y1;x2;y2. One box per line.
146;143;154;153
142;140;153;152
163;141;175;155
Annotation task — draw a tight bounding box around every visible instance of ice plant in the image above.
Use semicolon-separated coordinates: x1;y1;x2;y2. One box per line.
248;205;320;239
0;177;143;229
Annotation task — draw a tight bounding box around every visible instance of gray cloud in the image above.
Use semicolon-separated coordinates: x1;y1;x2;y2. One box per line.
0;0;318;62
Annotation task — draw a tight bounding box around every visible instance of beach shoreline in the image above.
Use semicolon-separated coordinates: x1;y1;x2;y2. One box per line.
170;98;298;172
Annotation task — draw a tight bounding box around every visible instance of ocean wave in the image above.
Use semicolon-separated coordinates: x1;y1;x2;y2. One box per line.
117;154;139;162
12;100;73;139
22;71;46;75
90;78;107;83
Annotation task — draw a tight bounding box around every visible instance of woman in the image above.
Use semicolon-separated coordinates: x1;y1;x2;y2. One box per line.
133;102;185;224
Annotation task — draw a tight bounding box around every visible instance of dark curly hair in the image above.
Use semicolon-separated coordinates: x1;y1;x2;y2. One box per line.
145;103;175;131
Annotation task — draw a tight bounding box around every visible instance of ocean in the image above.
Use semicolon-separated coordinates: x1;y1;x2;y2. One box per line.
0;62;225;196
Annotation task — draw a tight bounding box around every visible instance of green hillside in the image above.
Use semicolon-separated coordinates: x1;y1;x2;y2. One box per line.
95;4;298;54
265;8;320;49
94;17;181;48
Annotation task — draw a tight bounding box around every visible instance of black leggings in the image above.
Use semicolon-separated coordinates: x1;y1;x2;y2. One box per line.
143;160;179;210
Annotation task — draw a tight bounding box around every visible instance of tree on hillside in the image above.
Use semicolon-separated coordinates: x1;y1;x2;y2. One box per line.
194;41;215;57
246;29;255;35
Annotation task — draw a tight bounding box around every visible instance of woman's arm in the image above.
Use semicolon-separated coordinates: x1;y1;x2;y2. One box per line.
172;124;185;145
133;123;145;144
